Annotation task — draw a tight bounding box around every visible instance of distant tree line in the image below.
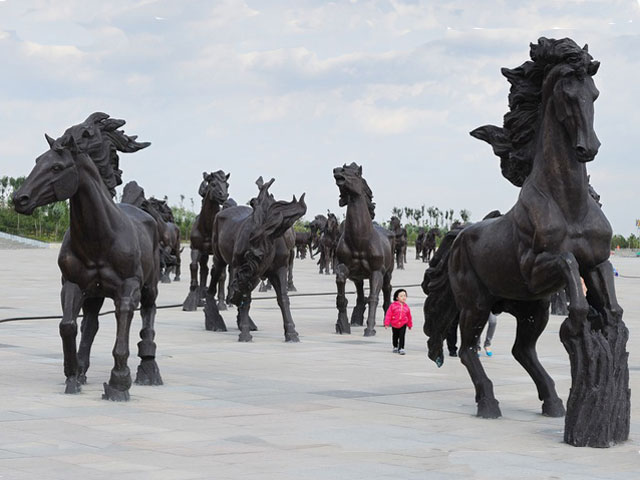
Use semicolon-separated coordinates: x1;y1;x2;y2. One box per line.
0;176;196;242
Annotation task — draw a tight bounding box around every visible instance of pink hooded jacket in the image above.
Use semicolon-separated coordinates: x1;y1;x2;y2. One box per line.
384;301;413;329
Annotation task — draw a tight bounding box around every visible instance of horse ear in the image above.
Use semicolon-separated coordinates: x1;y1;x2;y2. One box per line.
357;165;362;175
583;44;589;53
225;173;230;180
202;172;208;180
45;133;55;148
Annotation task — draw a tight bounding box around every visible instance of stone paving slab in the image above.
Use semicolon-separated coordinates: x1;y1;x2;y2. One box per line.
0;246;639;479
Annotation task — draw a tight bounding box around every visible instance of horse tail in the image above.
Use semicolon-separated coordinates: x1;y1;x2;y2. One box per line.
423;226;463;367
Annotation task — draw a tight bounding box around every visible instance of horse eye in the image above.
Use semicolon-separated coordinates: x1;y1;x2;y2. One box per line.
51;164;63;173
82;130;91;138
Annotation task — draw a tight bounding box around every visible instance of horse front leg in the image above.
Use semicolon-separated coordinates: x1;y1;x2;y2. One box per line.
458;308;501;418
204;258;228;331
269;268;300;342
60;281;84;394
335;263;350;334
350;279;366;326
197;252;210;307
511;300;565;417
103;279;140;401
364;271;383;337
77;296;104;385
183;247;201;311
237;294;254;342
135;283;163;386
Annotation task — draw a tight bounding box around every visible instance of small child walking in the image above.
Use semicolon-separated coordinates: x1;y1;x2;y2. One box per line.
384;289;413;355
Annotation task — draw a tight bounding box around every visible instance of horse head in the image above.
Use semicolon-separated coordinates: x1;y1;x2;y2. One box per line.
13;134;82;215
333;162;375;218
199;170;230;205
390;216;401;231
227;178;307;306
543;60;600;162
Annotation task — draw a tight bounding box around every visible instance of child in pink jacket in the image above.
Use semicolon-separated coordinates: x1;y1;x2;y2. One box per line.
384;289;413;355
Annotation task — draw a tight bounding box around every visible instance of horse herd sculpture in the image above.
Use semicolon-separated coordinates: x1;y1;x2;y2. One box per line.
11;38;628;448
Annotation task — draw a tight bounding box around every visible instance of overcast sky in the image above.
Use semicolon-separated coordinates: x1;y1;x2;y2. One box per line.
1;0;638;235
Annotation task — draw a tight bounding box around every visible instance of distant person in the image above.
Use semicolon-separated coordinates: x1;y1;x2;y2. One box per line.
384;288;413;355
476;313;497;357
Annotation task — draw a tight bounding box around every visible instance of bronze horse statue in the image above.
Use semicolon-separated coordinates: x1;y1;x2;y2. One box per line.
424;38;628;442
204;177;306;342
421;227;439;262
309;214;327;259
13;113;162;401
122;181;182;283
318;212;339;275
415;227;425;260
333;163;394;336
389;216;407;269
183;171;231;311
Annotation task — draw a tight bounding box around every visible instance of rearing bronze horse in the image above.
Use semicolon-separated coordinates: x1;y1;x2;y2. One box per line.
13;113;162;401
333;163;394;336
424;38;626;436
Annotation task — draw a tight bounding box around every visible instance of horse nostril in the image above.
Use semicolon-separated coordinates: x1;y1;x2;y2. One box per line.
15;194;30;207
576;146;586;157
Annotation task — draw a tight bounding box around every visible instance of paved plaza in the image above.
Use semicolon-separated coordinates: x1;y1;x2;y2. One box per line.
0;244;639;479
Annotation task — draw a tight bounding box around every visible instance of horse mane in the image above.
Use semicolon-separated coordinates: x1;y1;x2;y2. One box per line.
148;198;175;223
235;177;305;289
471;37;598;187
56;112;150;197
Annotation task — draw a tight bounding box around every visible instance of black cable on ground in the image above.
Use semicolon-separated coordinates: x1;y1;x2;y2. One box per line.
0;283;424;324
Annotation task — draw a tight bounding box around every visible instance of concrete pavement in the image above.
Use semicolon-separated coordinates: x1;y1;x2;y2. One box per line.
0;245;638;479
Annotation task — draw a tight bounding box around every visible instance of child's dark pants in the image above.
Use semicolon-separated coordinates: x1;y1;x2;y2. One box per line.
392;325;407;350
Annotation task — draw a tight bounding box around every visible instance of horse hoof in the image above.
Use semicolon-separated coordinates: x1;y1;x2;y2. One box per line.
78;373;87;385
363;328;376;337
217;301;227;311
182;291;199;311
288;285;297;292
238;333;253;342
135;360;163;386
174;276;180;282
477;398;501;418
335;323;351;335
542;398;565;417
65;377;82;394
161;276;171;284
285;333;300;342
102;382;130;402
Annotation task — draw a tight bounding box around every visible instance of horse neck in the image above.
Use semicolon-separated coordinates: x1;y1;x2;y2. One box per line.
68;156;122;245
529;103;589;219
200;194;221;224
344;194;373;240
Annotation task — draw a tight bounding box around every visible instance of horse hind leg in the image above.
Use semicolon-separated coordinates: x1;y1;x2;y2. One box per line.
458;308;501;418
134;283;163;387
350;279;366;326
511;300;565;417
217;268;227;311
77;296;105;385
